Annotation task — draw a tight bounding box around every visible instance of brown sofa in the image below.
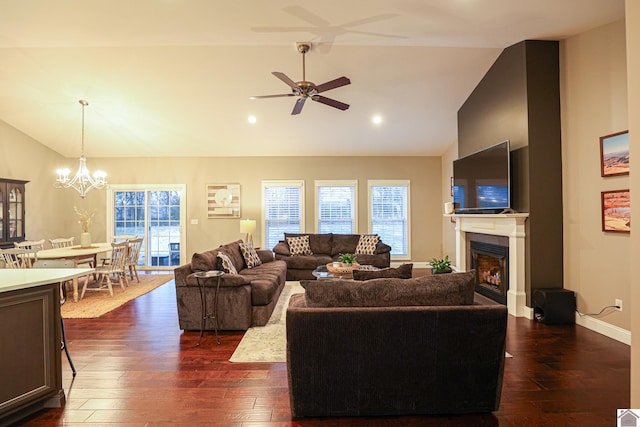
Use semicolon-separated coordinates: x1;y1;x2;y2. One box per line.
286;271;508;417
272;233;392;281
174;240;287;331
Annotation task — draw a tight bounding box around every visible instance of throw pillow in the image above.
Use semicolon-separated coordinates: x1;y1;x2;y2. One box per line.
217;252;238;274
353;263;413;280
239;242;262;268
355;234;379;255
286;235;313;256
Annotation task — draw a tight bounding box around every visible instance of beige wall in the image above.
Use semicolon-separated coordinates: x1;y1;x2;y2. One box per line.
18;153;440;263
0;120;75;242
561;20;630;331
1;117;444;261
626;0;640;407
441;143;457;264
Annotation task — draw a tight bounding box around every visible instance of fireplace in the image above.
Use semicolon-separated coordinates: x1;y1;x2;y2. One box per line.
454;213;529;318
470;241;508;305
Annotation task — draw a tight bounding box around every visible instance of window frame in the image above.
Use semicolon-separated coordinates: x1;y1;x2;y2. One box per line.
261;180;305;250
314;180;358;234
367;179;411;260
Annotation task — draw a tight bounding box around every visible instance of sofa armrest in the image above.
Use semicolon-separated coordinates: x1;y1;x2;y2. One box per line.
174;263;193;287
272;241;290;256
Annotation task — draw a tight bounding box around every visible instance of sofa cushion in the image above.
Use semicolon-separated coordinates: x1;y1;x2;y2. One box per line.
218;240;246;271
331;234;360;256
239;242;262;268
353;263;413;280
355;234;380;255
217;252;238;274
286;254;333;270
300;270;476;308
191;249;220;272
286;235;313;255
250;279;279;306
285;233;332;254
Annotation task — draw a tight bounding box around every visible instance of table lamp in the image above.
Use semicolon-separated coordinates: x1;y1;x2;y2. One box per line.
240;219;256;246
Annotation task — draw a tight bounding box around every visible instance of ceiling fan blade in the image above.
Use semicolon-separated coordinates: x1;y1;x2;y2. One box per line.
272;72;299;90
291;97;306;115
315;76;351;93
250;94;295;99
312;95;349;111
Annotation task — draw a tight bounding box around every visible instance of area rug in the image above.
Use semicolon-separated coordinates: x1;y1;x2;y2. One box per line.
229;281;304;363
61;274;174;318
230;281;513;363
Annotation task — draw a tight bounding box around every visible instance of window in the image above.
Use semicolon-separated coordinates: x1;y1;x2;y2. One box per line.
107;184;186;269
368;180;410;259
315;180;357;234
262;180;305;250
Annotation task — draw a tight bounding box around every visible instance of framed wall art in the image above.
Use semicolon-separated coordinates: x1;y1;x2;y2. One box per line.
601;189;630;233
207;183;240;218
600;130;629;177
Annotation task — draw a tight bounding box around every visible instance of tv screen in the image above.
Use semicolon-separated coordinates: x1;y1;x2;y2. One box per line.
453;141;510;213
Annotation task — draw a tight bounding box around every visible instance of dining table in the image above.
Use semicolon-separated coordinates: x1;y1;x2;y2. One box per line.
35;242;112;302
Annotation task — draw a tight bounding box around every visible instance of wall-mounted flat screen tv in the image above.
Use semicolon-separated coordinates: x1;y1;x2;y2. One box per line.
453;140;510;213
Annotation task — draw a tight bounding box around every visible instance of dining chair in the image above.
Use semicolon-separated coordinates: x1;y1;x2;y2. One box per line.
125;237;144;283
81;241;129;299
49;237;75;248
99;235;138;265
31;259;77;376
0;248;31;268
13;239;44;266
50;237;94;269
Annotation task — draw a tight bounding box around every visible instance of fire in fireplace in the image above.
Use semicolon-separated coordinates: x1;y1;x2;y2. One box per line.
470;241;509;305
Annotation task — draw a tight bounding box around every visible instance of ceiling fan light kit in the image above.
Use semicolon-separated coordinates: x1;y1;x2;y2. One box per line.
250;42;351;115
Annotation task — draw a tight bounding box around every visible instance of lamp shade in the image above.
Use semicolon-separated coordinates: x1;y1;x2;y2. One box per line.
240;219;256;234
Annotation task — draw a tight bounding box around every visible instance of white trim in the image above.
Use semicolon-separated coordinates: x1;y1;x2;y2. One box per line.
575;314;631;345
314;179;358;234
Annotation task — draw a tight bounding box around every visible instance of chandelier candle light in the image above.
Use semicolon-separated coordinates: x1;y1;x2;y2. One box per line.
240;219;256;246
55;100;107;198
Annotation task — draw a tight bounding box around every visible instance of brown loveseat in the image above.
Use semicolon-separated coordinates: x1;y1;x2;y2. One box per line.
286;271;508;417
174;240;287;331
272;233;392;281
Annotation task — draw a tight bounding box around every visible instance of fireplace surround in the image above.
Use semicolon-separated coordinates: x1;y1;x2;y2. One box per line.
453;213;531;318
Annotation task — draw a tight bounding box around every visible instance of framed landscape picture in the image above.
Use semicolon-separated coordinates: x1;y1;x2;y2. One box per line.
601;189;630;233
600;130;629;177
206;183;240;218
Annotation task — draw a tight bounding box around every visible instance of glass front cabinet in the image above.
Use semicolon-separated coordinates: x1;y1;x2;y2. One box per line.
0;179;28;248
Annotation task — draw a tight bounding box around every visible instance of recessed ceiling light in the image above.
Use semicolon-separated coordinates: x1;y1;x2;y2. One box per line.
248;115;257;124
372;115;383;125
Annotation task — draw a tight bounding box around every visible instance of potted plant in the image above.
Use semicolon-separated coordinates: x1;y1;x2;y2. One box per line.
74;206;95;248
338;253;358;266
430;255;453;274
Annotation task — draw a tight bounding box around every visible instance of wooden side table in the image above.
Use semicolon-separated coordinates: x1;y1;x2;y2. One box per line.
193;270;224;346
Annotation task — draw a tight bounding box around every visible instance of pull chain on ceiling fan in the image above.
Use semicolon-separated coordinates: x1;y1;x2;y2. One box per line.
250;42;351;115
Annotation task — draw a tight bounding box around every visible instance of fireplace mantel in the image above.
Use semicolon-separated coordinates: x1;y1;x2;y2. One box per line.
450;213;530;318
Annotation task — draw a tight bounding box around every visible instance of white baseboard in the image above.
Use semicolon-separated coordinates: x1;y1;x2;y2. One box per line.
575;314;631;345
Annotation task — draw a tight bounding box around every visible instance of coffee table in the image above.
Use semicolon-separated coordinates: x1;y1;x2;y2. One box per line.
312;264;379;279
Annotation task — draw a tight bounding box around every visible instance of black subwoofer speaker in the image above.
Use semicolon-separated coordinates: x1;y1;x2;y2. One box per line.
533;289;576;325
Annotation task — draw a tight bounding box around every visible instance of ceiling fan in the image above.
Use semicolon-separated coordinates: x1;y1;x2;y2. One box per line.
250;42;351;115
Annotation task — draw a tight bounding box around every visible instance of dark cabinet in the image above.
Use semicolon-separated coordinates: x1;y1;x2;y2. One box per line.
0;179;28;248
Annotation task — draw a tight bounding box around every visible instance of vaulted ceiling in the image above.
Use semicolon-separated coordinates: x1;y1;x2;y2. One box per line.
0;0;624;158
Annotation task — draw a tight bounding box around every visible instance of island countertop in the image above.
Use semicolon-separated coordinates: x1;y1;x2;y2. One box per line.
0;268;94;293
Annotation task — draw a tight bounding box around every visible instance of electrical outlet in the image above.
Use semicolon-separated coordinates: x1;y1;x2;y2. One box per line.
615;299;623;312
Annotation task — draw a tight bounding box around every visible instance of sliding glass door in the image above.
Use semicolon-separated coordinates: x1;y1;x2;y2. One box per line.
107;185;186;270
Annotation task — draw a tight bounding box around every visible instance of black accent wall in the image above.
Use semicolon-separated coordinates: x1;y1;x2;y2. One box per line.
457;40;563;305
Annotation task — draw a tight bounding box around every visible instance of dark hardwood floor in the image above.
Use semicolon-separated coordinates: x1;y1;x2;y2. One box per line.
21;275;629;427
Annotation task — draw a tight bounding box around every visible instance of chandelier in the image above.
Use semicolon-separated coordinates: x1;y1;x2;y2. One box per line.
55;100;107;198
